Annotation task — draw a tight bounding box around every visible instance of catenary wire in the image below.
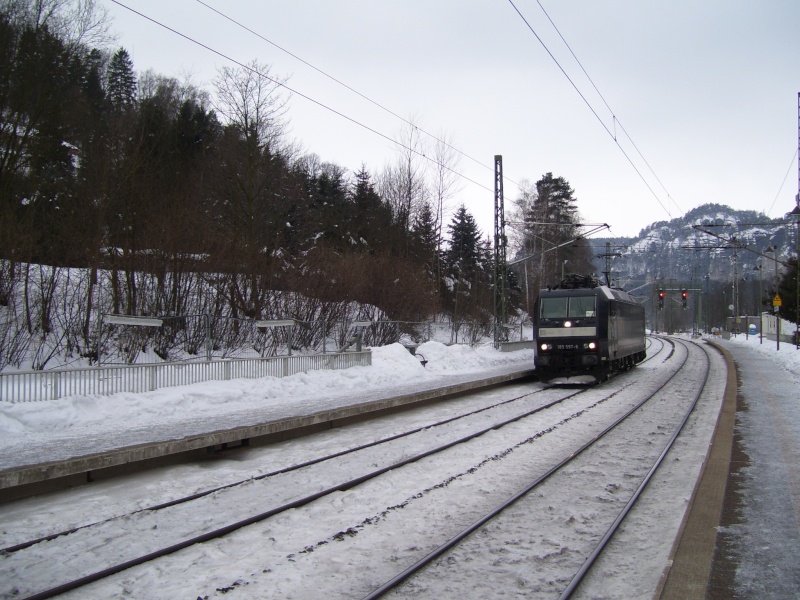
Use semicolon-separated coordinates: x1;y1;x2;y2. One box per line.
533;0;681;215
507;0;673;219
194;0;523;191
767;149;799;216
109;0;493;196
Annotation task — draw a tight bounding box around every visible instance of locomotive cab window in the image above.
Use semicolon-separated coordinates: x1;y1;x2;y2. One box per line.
540;298;568;318
568;296;595;318
540;296;595;319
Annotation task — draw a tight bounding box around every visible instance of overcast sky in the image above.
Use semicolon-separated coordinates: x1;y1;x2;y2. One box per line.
104;0;800;239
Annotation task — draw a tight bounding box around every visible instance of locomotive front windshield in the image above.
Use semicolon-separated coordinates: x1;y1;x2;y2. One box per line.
540;296;596;319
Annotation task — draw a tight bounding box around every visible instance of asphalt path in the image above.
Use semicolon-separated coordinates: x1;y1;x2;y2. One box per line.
709;340;800;599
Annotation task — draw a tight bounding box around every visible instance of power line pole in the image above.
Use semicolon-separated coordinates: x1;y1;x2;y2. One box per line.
493;155;508;347
595;241;624;286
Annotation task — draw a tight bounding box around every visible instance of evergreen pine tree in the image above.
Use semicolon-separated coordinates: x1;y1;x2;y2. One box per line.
106;47;136;111
529;172;578;241
515;172;594;290
410;201;439;274
444;205;482;282
351;166;391;251
83;48;106;116
312;166;350;249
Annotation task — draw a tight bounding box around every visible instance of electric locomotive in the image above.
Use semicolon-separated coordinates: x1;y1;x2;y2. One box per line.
534;274;646;382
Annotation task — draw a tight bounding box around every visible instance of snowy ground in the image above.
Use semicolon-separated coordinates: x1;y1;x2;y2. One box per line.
5;334;796;449
722;331;800;376
0;342;534;469
711;333;800;599
2;335;799;599
0;338;721;599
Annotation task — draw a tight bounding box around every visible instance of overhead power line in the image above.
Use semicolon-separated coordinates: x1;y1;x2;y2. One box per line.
506;0;674;220
533;0;680;215
767;149;799;216
109;0;492;195
194;0;522;189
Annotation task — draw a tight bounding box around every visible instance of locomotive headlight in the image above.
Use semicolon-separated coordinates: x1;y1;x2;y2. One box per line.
564;321;572;328
540;343;551;351
588;341;597;350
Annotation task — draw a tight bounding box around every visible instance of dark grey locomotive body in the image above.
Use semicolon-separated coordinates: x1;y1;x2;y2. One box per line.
534;276;646;382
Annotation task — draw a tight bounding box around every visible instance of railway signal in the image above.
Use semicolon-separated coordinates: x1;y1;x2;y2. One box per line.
658;289;665;309
681;289;688;309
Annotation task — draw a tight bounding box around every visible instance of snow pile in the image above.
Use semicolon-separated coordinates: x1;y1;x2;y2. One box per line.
724;333;800;378
412;341;530;372
0;342;534;440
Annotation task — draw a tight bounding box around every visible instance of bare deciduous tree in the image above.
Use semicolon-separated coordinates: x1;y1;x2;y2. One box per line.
210;60;291;320
3;0;112;47
213;59;290;151
378;119;429;235
430;129;461;243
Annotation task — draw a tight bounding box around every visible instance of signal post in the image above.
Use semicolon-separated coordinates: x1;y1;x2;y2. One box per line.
655;286;697;334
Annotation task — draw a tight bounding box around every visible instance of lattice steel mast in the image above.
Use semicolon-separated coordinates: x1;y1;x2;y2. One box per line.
494;155;508;347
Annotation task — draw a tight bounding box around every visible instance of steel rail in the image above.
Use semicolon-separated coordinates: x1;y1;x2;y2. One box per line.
11;335;674;600
361;335;687;599
2;381;546;555
14;384;597;600
638;334;664;366
557;336;712;598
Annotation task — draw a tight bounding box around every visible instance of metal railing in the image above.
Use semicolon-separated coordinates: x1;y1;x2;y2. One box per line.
0;351;371;404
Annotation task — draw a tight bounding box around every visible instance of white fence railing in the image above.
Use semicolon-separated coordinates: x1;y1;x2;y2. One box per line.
0;351;372;404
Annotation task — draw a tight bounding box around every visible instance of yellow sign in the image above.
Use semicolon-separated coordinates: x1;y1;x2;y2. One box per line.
773;293;782;307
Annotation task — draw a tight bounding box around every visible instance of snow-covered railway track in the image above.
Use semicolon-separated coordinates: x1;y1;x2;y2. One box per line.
0;336;698;599
363;336;712;599
1;383;559;557
2;381;586;599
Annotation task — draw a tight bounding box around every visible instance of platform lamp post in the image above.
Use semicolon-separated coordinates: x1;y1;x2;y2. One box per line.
704;274;710;335
754;264;763;344
765;245;779;348
732;250;740;335
791;200;800;349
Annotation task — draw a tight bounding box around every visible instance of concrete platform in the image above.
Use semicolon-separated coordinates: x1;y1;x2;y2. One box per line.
657;337;800;598
0;367;535;501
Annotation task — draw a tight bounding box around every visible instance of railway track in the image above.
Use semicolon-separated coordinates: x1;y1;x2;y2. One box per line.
0;335;718;599
1;382;559;556
3;381;585;598
363;336;713;599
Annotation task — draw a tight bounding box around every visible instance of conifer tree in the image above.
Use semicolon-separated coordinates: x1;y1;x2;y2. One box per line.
441;205;496;320
351;166;391;251
106;47;136;111
310;164;350;250
410;201;439;275
526;172;578;244
83;48;106;117
444;205;482;281
513;172;594;296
